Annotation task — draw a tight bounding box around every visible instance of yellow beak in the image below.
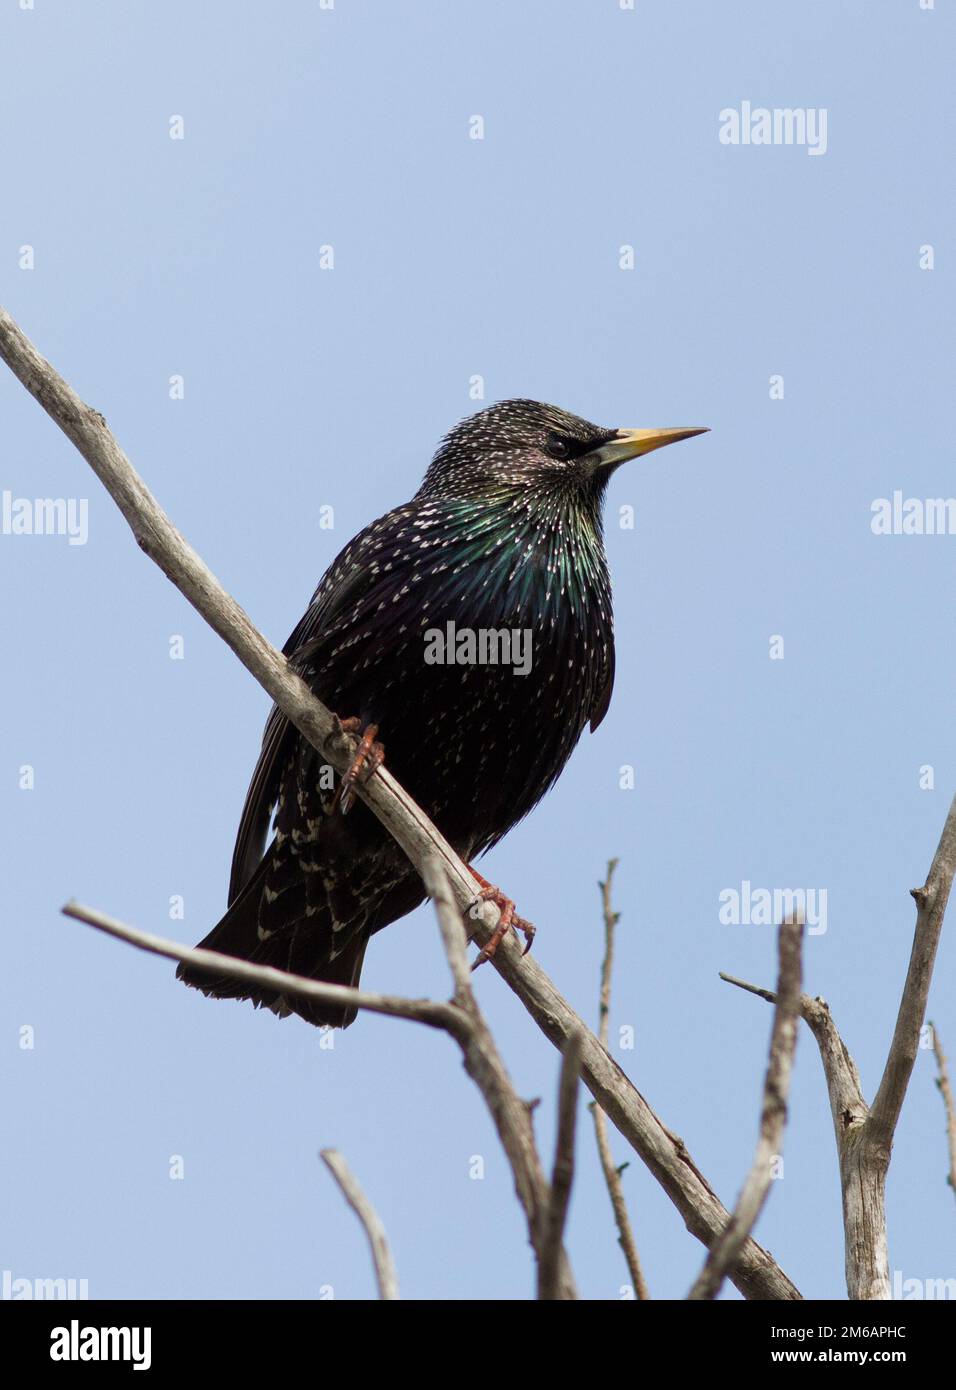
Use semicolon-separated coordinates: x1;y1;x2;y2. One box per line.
591;425;710;469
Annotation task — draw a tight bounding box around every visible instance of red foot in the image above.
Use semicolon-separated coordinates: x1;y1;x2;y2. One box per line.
333;719;385;814
467;867;536;969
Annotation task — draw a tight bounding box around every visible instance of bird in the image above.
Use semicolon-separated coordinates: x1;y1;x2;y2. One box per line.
177;399;707;1027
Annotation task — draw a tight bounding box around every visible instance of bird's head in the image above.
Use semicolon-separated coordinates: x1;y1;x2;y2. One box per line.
419;399;708;506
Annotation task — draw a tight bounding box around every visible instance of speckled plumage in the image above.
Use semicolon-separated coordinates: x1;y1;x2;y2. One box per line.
178;400;675;1027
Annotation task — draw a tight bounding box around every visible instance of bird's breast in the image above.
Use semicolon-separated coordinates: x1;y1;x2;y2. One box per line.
363;565;611;851
307;509;615;854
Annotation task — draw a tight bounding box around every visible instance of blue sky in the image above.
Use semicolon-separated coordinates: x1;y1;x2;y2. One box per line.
2;0;954;1300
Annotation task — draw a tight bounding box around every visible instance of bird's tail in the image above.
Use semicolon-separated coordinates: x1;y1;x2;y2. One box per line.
176;859;368;1029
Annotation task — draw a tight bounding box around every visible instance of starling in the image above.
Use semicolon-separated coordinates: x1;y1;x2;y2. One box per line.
177;400;706;1027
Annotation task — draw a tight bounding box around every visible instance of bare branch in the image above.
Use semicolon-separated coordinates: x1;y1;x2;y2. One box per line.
930;1024;956;1205
63;899;457;1032
598;858;620;1044
591;860;649;1298
798;997;869;1138
718;973;778;1007
319;1150;399;1300
3;305;799;1301
538;1029;584;1300
689;916;803;1299
720;975;867;1131
870;793;956;1147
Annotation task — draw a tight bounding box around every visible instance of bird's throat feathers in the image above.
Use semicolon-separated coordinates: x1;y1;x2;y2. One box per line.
411;483;611;631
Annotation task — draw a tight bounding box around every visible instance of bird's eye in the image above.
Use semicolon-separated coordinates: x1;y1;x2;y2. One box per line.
545;433;573;460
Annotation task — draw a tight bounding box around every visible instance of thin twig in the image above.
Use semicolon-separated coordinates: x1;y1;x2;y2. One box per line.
720;975;867;1137
689;915;803;1300
930;1024;956;1204
2;305;799;1301
598;859;620;1047
718;973;777;1007
590;860;649;1298
319;1150;399;1300
63;899;457;1031
538;1029;584;1300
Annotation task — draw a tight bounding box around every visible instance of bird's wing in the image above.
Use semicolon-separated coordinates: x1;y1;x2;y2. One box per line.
589;639;615;732
228;703;295;903
227;526;385;904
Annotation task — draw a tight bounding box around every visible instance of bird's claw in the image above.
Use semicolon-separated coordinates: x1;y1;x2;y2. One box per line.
467;882;536;970
332;720;384;814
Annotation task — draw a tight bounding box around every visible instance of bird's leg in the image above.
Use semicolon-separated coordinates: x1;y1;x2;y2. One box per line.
466;866;536;969
332;719;385;814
